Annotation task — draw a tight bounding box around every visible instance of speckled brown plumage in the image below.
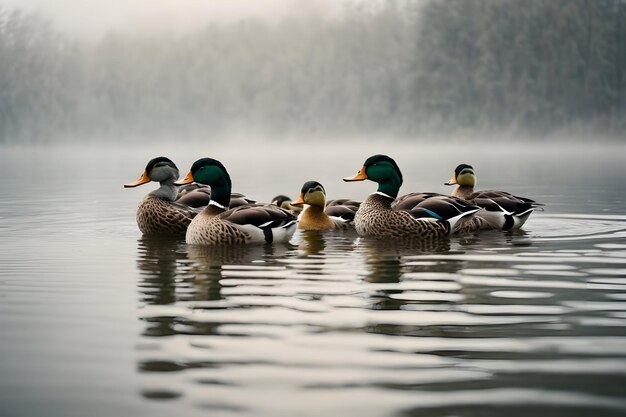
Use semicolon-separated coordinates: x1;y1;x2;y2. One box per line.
136;195;198;236
354;194;449;239
186;210;250;245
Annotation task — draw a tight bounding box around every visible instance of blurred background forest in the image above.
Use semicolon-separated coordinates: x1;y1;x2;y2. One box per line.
0;0;624;143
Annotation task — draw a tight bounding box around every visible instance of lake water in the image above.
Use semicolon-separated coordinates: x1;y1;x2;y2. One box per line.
1;142;625;417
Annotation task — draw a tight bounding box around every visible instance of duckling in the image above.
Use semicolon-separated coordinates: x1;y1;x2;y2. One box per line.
290;181;360;230
124;156;199;236
175;158;297;245
445;164;543;230
343;154;481;239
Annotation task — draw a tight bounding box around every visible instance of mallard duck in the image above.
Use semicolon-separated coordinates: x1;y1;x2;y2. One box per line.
290;181;360;230
124;156;199;236
445;164;543;230
175;158;297;245
343;154;481;239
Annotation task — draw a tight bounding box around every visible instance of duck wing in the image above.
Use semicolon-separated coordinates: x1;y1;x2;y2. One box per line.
392;192;443;210
393;193;477;219
392;193;481;234
472;190;543;216
221;204;295;226
176;187;212;208
325;198;360;224
176;187;255;209
219;204;298;243
228;192;257;208
326;198;361;210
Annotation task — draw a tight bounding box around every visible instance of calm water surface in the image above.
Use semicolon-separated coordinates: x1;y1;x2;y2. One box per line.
1;143;625;417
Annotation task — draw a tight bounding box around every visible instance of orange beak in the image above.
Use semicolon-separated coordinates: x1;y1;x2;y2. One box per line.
124;170;151;188
444;174;457;186
343;166;368;182
291;192;305;206
174;171;195;186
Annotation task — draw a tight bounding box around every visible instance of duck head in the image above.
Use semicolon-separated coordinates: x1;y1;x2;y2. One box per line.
445;164;476;187
343;154;403;198
124;156;179;187
291;181;327;208
176;158;232;208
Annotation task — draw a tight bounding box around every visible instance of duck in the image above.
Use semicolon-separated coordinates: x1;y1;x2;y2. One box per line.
290;181;360;230
124;156;199;236
175;157;298;245
343;154;482;239
444;164;543;230
271;195;302;214
271;195;293;209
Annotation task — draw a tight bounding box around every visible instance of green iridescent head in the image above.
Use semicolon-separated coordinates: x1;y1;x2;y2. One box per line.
343;154;403;198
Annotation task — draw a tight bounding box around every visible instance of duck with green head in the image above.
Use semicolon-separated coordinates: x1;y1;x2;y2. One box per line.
175;158;297;245
124;157;201;236
290;181;360;230
343;154;481;239
445;163;543;230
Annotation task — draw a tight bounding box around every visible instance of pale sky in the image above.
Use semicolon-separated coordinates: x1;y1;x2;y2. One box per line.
1;0;341;39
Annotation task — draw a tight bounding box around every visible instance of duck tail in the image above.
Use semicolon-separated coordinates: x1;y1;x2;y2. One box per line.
447;208;481;235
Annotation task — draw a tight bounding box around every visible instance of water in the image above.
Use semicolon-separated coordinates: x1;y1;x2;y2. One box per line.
1;143;625;417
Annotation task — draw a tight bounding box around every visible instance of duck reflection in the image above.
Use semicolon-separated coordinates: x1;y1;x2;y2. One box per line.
357;236;452;274
137;236;297;310
296;230;327;255
136;235;187;305
136;238;296;386
295;229;360;256
357;237;454;311
368;237;452;255
137;234;234;304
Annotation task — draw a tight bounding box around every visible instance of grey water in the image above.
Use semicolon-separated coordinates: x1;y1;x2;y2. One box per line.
1;142;625;417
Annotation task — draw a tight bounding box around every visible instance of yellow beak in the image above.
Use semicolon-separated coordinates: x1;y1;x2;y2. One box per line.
174;171;195;185
343;166;368;182
124;170;151;188
291;192;305;206
444;174;457;186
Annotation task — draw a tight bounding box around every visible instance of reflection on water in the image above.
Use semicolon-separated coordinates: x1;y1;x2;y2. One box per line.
2;146;626;417
134;215;626;417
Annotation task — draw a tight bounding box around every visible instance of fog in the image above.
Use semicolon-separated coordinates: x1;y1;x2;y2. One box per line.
0;0;624;144
0;0;340;39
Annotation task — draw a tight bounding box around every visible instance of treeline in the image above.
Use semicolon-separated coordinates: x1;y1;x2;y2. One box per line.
413;0;626;134
0;0;624;143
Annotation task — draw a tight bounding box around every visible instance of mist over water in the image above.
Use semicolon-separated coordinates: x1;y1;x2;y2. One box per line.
0;0;624;143
0;0;339;39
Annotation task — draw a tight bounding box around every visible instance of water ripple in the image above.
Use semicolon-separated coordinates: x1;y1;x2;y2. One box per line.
3;156;626;417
